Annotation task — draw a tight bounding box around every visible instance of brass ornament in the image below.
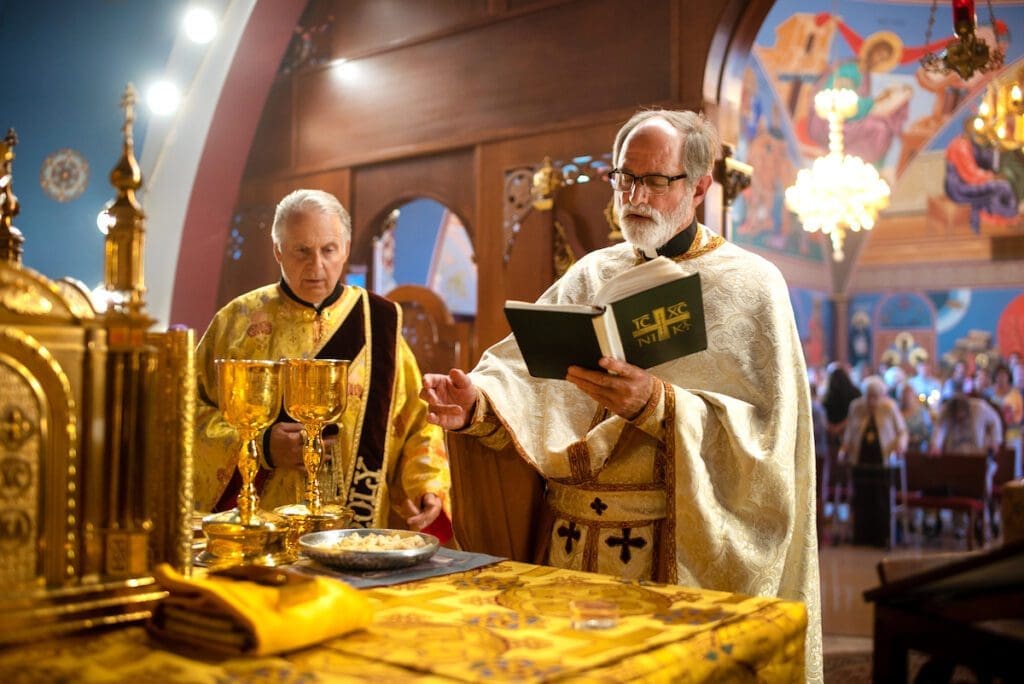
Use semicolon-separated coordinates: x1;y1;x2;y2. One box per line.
0;406;35;451
0;128;24;265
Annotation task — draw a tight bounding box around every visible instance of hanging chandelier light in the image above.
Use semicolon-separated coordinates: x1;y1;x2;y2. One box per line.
969;62;1024;150
920;0;1004;81
784;88;891;261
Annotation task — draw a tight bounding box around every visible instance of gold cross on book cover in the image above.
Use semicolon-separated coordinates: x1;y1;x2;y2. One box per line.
504;257;707;379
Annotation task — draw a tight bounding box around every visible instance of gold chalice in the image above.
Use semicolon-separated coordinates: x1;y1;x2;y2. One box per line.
274;358;353;535
200;359;296;567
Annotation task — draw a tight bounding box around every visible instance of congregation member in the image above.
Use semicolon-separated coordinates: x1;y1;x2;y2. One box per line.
839;376;908;548
421;109;822;680
931;393;1003;455
899;381;933;453
907;359;941;400
941;359;972;400
839;376;908;466
823;363;862;459
986;364;1022;446
194;189;451;533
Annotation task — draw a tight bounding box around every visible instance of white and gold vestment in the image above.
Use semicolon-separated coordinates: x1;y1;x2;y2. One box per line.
454;225;822;681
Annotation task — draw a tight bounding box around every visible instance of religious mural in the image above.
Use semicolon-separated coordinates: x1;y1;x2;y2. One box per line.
789;286;833;367
737;0;1024;263
848;286;1024;374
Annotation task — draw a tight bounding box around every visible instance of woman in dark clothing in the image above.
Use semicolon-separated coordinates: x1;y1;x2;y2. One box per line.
823;364;862;454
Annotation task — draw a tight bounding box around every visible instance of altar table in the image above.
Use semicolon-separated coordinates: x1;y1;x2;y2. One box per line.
0;559;807;682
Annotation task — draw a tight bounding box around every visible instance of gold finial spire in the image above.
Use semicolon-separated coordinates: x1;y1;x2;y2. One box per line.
0;128;25;265
104;84;148;316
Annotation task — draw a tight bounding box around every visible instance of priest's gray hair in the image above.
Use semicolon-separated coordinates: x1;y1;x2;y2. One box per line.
272;189;352;246
612;109;720;186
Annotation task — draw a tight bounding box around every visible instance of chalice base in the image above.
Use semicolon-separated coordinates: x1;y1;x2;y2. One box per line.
275;503;354;538
198;508;297;568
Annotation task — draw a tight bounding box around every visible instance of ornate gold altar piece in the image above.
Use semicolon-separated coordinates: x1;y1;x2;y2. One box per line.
199;359;296;568
970;61;1024;151
0;86;194;644
274;358;353;535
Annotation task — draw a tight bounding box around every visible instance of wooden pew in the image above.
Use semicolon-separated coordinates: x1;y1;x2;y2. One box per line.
901;451;992;550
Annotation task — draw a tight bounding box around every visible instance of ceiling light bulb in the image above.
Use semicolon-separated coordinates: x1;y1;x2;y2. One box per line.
146;80;181;116
184;7;217;44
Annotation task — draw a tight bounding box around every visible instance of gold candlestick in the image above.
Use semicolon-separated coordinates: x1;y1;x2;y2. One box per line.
275;358;353;535
200;359;296;567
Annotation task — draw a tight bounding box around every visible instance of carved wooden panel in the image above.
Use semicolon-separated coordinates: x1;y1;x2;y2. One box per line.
386;285;471;374
350;149;476;270
293;0;672;170
245;78;294;179
321;0;491;59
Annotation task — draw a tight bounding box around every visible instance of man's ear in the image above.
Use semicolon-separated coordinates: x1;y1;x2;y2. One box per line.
691;174;714;209
272;241;283;265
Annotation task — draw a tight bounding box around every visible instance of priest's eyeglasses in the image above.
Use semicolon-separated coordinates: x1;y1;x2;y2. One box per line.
608;169;688;195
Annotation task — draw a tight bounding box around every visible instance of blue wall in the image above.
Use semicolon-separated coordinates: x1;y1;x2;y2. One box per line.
0;0;178;287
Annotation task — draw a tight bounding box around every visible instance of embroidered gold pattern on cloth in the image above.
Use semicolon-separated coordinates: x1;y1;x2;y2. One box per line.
0;560;808;682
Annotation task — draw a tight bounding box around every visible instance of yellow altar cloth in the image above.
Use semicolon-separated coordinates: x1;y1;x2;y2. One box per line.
0;560;806;682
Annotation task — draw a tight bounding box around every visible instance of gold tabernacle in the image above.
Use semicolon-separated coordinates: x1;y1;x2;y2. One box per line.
0;85;194;645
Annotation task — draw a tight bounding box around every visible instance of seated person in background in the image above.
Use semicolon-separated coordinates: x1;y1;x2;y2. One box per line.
898;381;932;453
840;376;908;465
907;359;941;401
930;393;1003;455
421;109;822;680
984;365;1022;446
941;360;972;400
970;367;992;399
194;189;451;534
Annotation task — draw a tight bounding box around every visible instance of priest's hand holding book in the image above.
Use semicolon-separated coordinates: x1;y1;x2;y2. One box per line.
422;358;656;430
566;357;656;421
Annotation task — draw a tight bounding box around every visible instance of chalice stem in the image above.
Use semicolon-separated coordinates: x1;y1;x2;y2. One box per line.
304;428;324;516
238;435;260;526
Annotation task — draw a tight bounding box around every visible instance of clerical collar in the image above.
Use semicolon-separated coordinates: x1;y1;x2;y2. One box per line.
279;278;343;314
637;219;698;260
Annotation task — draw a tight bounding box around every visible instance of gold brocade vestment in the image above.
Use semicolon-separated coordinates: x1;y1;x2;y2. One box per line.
194;284;450;528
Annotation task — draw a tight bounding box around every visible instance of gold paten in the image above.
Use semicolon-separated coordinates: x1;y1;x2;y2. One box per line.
199;359;297;568
273;358;353;536
0;86;194;645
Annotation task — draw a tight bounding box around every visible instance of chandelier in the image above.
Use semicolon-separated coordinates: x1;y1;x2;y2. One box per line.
970;62;1024;150
784;89;891;261
920;0;1004;81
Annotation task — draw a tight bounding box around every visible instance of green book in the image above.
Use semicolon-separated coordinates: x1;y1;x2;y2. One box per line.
504;257;707;379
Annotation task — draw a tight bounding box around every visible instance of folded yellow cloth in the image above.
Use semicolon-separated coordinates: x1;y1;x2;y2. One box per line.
149;563;373;656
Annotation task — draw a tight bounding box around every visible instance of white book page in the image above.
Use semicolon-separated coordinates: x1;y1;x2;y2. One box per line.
594;256;683;305
592;309;624;360
504;300;602;314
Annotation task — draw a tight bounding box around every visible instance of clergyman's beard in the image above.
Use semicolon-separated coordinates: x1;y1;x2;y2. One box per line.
617;196;691;253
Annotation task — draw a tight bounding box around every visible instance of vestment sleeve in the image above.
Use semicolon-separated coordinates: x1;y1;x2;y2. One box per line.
192;311;242;511
388;338;451;516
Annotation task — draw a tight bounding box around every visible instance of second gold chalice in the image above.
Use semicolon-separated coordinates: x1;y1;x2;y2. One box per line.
200;359;296;567
274;358;353;535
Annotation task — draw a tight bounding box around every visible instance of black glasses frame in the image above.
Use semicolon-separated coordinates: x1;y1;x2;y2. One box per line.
608;168;688;194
